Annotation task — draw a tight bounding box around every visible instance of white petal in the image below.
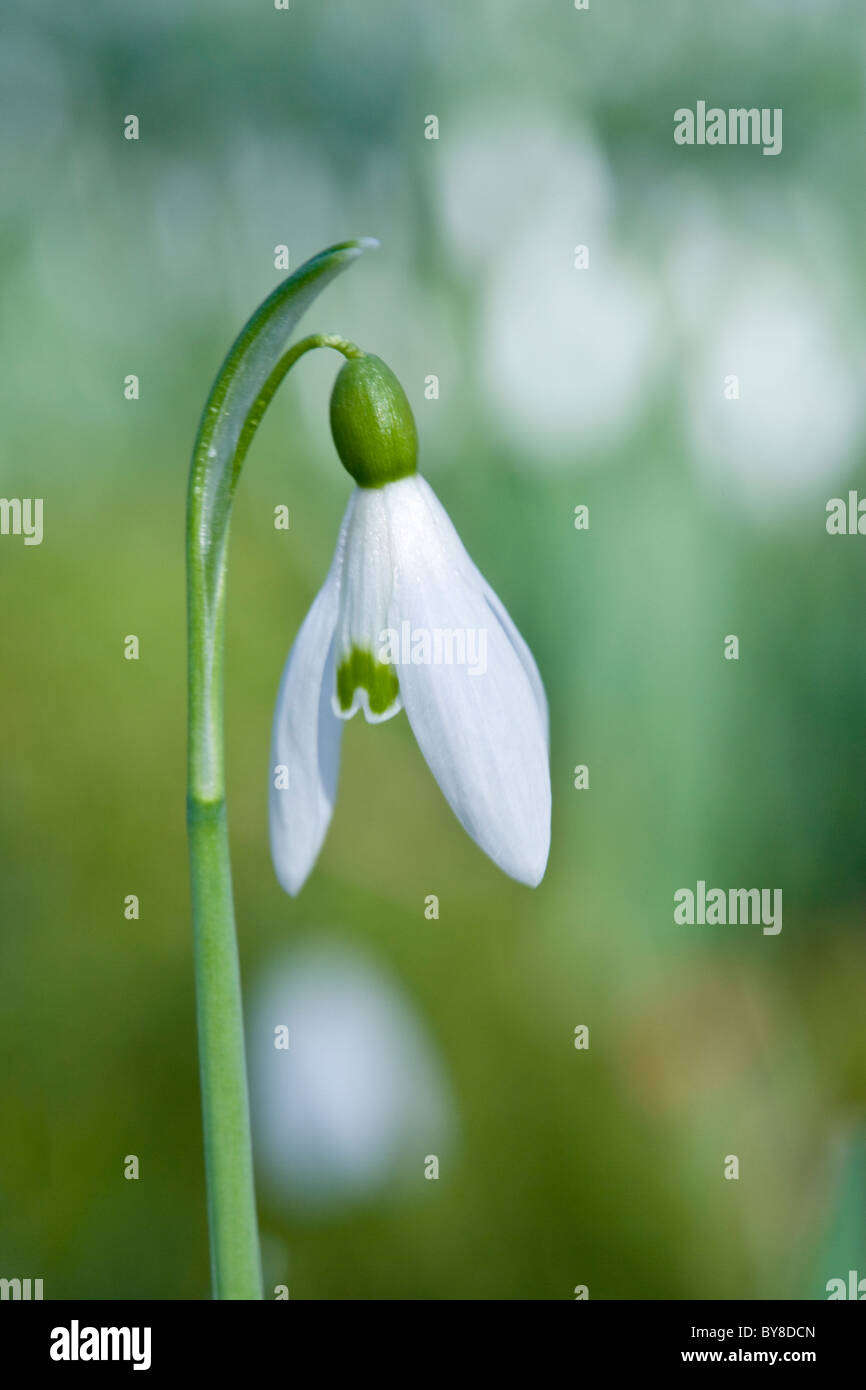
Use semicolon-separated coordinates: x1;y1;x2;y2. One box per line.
384;475;551;886
269;499;353;895
473;572;549;748
333;486;402;724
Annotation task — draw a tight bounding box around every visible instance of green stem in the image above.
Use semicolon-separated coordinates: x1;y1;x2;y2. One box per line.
186;316;363;1298
187;798;261;1299
231;335;364;492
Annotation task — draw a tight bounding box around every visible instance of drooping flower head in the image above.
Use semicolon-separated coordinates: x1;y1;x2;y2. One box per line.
270;349;551;893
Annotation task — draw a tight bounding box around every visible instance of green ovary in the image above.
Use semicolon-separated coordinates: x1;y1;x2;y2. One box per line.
336;646;400;716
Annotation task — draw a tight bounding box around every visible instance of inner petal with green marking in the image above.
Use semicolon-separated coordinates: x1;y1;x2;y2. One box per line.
332;484;404;725
336;646;400;720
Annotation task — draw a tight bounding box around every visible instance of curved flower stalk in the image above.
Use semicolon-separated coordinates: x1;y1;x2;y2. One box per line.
186;238;550;1299
186;239;375;1300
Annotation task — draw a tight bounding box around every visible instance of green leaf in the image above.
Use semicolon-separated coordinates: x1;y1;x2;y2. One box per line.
186;237;376;803
188;238;377;597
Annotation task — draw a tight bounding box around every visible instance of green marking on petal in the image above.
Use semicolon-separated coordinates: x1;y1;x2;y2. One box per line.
336;646;400;715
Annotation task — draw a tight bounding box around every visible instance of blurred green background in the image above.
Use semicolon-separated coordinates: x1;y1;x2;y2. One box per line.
1;0;865;1299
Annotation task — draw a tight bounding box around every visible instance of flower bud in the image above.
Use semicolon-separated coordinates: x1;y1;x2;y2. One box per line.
329;354;417;488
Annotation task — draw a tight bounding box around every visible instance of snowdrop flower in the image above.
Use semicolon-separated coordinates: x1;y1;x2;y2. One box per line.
249;937;455;1214
269;352;550;894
